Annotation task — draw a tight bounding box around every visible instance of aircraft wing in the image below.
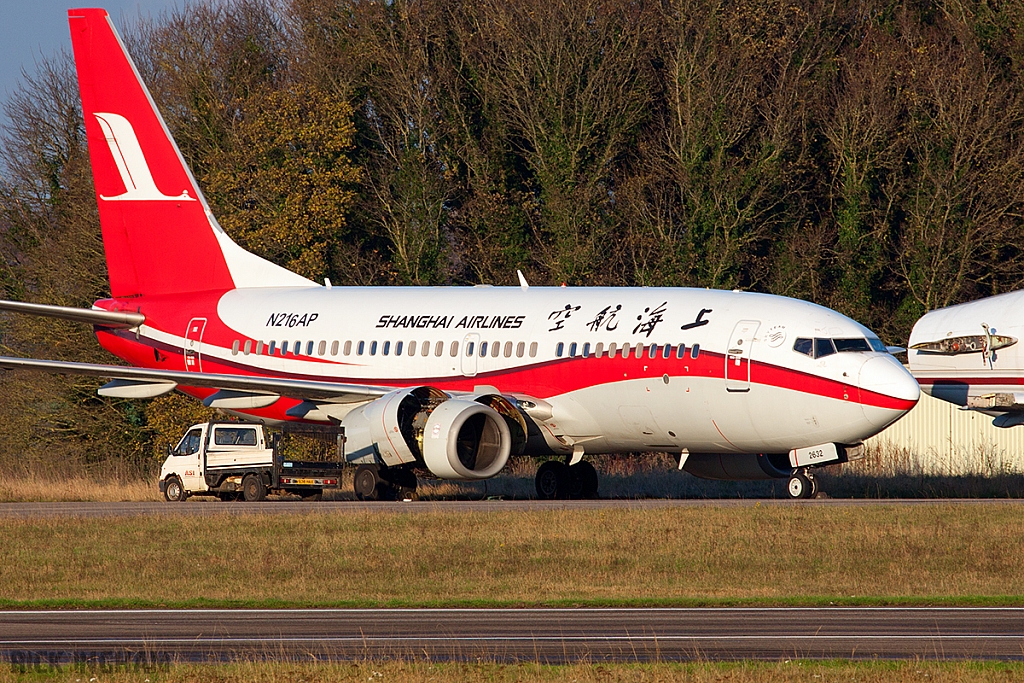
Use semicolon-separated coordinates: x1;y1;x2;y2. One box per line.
0;356;391;405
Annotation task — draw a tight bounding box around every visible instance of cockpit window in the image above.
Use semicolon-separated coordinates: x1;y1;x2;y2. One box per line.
833;338;871;353
813;338;836;358
868;337;887;353
793;338;812;356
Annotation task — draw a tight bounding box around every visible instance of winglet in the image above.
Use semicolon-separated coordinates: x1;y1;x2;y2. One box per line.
517;269;529;290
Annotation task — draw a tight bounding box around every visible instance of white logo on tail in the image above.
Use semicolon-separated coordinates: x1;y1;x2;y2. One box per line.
94;113;195;202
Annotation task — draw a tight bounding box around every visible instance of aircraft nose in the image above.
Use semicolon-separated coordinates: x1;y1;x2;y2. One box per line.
858;355;920;429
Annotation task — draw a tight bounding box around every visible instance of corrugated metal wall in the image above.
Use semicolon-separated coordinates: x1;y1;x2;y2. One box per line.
865;392;1024;474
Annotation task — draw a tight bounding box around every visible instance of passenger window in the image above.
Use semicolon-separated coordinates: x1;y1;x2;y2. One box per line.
635;343;644;358
663;344;672;359
814;338;836;359
243;340;252;355
408;341;416;356
294;341;302;356
331;340;339;355
516;342;525;358
621;343;631;358
556;342;565;357
529;342;537;357
303;341;312;355
346;341;355;356
491;342;500;358
478;341;487;357
504;341;513;358
256;341;264;355
370;341;378;356
608;343;618;358
582;342;591;358
214;427;257;446
357;341;365;356
690;344;700;359
279;341;288;355
793;338;812;356
317;341;326;356
569;342;577;357
595;342;604;358
435;341;443;357
648;344;658;359
383;341;391;356
676;344;686;359
231;340;240;355
450;341;459;357
467;341;476;356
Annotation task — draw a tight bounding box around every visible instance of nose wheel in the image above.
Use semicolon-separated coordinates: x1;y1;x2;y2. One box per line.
787;470;818;499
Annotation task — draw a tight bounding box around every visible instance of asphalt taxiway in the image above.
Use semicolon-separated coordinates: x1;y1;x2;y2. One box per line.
1;608;1022;663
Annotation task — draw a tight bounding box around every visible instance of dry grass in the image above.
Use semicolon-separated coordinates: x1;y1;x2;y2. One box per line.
1;505;1024;606
2;660;1022;682
5;445;1024;502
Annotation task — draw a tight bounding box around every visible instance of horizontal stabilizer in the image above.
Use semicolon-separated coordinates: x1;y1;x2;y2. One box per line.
0;300;144;329
0;356;391;404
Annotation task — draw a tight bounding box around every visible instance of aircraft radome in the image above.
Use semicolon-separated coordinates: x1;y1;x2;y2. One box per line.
0;8;919;501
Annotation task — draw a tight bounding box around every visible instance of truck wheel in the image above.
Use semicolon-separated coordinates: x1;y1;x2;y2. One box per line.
163;476;186;502
242;474;267;502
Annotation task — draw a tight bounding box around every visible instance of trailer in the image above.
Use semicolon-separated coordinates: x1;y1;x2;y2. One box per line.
159;421;345;502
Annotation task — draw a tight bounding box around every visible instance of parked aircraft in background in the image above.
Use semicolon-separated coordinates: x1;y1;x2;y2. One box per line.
0;8;919;501
910;290;1024;427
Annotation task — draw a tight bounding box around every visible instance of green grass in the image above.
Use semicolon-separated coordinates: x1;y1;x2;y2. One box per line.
2;504;1024;608
4;660;1024;682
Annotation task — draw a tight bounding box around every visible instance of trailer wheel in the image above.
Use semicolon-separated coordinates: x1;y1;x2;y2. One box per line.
354;464;383;501
163;476;186;503
242;474;267;502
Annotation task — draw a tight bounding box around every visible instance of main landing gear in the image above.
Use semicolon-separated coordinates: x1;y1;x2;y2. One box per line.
535;459;599;500
353;464;418;501
787;469;819;499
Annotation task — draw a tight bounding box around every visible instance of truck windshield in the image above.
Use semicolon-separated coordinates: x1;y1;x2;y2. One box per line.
175;429;202;456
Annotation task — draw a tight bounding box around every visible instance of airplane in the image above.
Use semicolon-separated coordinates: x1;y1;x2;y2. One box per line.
0;7;919;502
909;289;1024;426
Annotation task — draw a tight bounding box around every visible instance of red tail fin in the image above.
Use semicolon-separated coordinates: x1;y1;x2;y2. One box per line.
68;8;312;297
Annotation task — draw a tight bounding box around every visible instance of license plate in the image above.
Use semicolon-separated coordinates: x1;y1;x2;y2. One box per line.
295;478;316;485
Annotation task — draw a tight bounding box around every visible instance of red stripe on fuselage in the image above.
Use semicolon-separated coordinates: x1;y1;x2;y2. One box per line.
95;328;915;412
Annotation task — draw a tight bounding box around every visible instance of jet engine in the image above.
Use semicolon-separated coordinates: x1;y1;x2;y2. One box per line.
342;387;518;480
682;453;794;480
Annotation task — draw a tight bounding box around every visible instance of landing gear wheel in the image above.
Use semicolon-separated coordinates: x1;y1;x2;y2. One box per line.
536;460;570;500
568;461;599;499
242;473;267;502
354;464;385;501
163;476;186;502
787;471;815;499
381;467;418;501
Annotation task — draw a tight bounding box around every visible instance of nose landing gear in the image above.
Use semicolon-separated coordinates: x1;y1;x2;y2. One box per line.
787;469;818;499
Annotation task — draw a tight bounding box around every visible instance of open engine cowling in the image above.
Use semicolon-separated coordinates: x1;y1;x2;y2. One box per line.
341;387;514;480
682;453;794;481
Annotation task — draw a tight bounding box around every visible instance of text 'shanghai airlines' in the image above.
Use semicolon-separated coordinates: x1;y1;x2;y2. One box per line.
0;8;919;501
910;290;1024;427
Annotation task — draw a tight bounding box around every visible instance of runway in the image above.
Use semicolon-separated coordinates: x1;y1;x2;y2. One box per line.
0;498;1022;518
2;608;1023;664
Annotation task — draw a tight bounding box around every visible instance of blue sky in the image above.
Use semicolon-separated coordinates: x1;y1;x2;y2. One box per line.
1;1;183;131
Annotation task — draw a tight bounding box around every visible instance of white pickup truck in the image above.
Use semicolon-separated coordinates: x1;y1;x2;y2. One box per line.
159;422;344;502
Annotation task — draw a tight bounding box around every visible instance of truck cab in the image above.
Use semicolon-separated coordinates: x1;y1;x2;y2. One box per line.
159;422;342;502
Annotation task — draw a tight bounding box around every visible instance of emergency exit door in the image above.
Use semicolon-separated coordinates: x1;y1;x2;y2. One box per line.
184;317;207;373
